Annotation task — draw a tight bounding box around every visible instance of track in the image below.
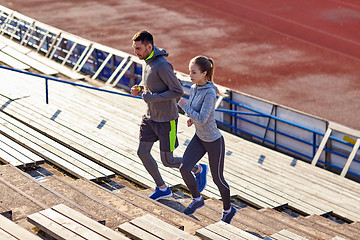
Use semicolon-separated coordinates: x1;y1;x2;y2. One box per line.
0;0;359;129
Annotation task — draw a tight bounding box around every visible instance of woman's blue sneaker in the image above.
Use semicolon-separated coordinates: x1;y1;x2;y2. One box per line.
221;206;237;224
148;187;172;201
184;197;205;215
195;164;208;192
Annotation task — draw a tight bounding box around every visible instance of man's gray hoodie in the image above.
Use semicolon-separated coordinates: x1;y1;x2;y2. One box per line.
141;46;184;122
181;81;222;142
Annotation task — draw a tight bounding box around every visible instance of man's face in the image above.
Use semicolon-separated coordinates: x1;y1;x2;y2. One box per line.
132;40;152;60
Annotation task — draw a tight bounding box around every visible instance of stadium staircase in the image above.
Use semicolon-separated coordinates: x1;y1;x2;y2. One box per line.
0;4;359;239
0;66;359;239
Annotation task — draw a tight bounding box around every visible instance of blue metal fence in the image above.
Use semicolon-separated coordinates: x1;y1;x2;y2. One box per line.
215;97;360;178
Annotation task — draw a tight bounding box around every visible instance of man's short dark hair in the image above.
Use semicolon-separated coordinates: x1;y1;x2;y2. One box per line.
132;30;154;46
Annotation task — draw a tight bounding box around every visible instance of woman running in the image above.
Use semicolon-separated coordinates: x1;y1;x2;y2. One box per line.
178;55;236;223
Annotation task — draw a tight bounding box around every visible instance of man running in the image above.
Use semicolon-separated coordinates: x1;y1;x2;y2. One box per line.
131;30;208;200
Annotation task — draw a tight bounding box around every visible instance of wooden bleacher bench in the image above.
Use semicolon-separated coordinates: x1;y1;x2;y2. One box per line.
196;221;262;240
264;229;309;240
0;51;30;70
0;111;115;181
0;35;84;80
0;46;58;76
26;51;85;80
0;214;42;240
118;213;200;240
27;204;128;240
0;132;45;168
1;64;360;221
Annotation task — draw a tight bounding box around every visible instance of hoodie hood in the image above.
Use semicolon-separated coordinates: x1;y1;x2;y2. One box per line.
197;81;218;93
145;45;168;62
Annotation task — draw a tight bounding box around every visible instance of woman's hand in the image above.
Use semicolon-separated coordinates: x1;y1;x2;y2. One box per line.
178;97;187;108
187;118;193;127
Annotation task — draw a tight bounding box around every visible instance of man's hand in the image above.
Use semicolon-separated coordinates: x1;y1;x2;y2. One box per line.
131;85;143;96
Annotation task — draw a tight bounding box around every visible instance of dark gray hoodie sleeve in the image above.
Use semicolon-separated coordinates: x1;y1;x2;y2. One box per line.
142;62;183;102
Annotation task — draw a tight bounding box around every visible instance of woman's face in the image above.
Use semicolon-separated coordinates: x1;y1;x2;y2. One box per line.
189;62;206;85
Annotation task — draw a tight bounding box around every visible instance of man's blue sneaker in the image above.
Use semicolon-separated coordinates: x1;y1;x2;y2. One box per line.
195;164;208;192
184;197;205;215
148;187;172;201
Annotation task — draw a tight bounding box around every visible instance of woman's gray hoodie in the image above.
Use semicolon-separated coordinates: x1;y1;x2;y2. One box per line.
181;81;222;142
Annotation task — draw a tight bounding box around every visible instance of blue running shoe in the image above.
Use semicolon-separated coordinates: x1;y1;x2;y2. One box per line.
221;206;237;224
184;197;205;215
195;164;208;192
148;187;172;201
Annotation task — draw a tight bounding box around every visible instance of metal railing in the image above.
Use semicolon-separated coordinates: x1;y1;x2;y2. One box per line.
0;64;141;104
1;63;359;180
214;98;360;179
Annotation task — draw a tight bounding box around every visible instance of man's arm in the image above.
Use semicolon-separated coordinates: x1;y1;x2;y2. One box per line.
142;62;183;102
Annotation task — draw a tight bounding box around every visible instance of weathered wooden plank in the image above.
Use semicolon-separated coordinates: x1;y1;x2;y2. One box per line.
0;35;32;54
0;51;29;70
0;231;17;240
1;46;58;75
0;214;42;240
39;208;108;240
118;221;160;240
0;139;38;166
27;212;85;240
0;122;96;180
130;214;199;240
222;141;360;218
0;133;44;164
0;100;155;187
0;145;23;166
27;51;85;80
276;229;309;240
266;229;309;240
195;227;228;240
203;222;248;240
265;232;289;240
211;221;262;240
51;204;128;240
0;112;115;180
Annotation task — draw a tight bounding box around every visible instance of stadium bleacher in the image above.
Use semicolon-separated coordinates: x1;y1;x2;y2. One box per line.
0;65;359;239
0;5;359;240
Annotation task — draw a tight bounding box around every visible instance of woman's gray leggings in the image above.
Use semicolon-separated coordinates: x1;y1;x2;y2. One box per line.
180;134;231;210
